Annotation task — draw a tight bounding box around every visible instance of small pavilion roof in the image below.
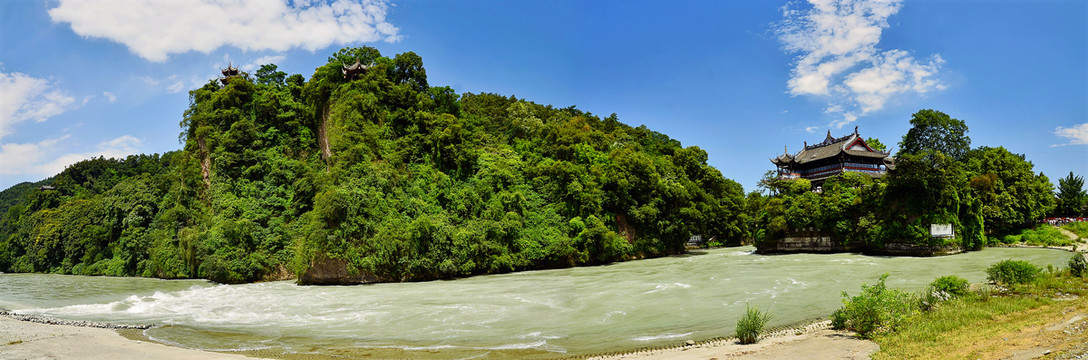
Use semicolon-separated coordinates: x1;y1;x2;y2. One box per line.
221;62;240;76
342;60;371;79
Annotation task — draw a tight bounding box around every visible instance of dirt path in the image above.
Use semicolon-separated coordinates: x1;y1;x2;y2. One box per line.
1057;228;1087;253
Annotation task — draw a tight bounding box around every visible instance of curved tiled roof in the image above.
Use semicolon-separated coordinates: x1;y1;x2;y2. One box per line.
771;129;891;166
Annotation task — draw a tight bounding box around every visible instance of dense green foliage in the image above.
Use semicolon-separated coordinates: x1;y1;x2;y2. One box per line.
1069;253;1087;278
1000;225;1072;246
0;47;745;283
754;109;1056;252
756;172;884;247
897;109;971;161
963;147;1054;234
0;178;52;247
735;304;772;344
865;137;887;152
986;259;1041;285
830;274;916;339
929;275;969;298
1055;172;1087;217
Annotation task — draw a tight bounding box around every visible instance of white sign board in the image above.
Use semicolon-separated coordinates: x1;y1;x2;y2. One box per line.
930;224;954;238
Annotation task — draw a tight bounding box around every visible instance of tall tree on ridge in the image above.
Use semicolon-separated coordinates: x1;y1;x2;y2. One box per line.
898;109;971;161
1056;172;1087;217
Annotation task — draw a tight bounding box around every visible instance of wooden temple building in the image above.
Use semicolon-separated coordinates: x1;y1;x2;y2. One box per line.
771;127;894;186
219;63;240;85
342;60;371;80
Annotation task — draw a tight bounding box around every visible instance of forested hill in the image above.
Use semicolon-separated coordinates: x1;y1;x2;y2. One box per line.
0;47;747;284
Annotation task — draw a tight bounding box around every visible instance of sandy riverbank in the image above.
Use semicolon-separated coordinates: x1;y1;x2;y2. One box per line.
589;321;878;360
0;315;265;360
0;313;875;360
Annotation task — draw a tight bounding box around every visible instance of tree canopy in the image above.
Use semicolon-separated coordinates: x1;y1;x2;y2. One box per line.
0;47;746;284
898;109;971;160
1055;172;1087;217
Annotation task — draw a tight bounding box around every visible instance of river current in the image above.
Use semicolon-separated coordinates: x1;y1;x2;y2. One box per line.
0;246;1073;358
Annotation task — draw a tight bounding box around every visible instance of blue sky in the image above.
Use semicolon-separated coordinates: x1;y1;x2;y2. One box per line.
1;0;1085;192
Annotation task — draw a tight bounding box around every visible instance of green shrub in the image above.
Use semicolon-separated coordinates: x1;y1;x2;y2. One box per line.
736;304;772;344
1017;226;1072;246
986;259;1041;285
832;274;916;339
1069;253;1087;278
919;275;970;311
930;275;970;297
1063;222;1088;238
1000;234;1022;244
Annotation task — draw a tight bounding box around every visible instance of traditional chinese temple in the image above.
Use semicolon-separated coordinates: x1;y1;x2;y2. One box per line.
770;127;894;186
342;60;370;80
219;63;240;85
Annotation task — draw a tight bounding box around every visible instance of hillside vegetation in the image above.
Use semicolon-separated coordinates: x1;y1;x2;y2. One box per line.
0;47;746;284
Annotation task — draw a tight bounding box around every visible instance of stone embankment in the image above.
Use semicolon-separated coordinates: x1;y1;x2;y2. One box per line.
0;310;152;329
756;230;962;256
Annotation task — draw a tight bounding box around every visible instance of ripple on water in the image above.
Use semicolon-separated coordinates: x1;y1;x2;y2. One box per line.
644;282;692;294
1;246;1074;358
632;332;693;342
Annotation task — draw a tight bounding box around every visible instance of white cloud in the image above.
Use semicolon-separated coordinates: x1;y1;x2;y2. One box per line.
776;0;945;128
0;135;143;176
103;91;117;103
166;81;188;93
1053;123;1088;147
139;76;160;86
242;54;288;72
138;74;205;93
49;0;401;62
0;72;77;139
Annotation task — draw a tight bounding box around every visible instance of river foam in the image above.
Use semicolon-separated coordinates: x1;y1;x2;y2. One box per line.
0;246;1074;358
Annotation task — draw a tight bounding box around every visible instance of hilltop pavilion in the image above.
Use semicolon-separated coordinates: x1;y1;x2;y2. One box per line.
770;127;894;186
219;63;240;85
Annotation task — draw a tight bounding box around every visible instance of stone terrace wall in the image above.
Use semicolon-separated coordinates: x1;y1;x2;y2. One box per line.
756;230;858;254
756;230;963;256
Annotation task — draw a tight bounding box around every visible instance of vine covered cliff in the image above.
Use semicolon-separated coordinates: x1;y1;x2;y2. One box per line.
0;47;747;284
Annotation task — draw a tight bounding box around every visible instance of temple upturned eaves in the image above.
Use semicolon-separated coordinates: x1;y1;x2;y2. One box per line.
771;127;894;186
342;60;371;80
219;63;240;85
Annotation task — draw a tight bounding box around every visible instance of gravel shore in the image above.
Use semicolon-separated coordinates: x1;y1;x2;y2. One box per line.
0;314;264;360
0;312;875;360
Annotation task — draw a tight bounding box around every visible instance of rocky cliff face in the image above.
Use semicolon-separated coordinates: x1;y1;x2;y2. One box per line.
298;255;384;285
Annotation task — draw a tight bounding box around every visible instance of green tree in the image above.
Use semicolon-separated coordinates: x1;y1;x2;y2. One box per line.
898;109;971;160
963;146;1054;234
1055;172;1086;217
881;151;973;247
865;137;888;152
255;64;287;87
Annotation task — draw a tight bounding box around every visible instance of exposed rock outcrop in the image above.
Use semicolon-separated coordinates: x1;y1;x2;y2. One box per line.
298;255;383;285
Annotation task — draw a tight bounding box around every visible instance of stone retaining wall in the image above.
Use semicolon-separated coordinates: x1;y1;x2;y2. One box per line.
756;230;963;256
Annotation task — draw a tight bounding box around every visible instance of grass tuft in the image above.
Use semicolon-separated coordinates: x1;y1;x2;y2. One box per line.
736;303;772;344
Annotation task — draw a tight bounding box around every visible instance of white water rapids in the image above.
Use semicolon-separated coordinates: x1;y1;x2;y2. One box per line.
0;246;1073;358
